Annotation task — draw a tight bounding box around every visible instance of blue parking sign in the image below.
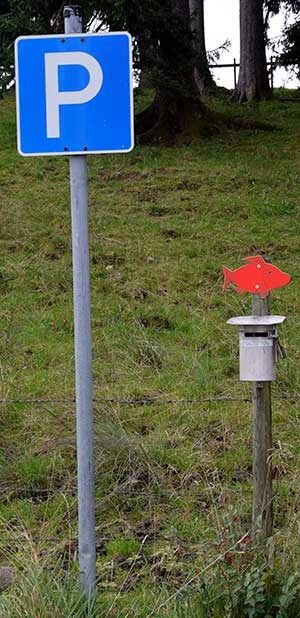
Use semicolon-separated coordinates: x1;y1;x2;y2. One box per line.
15;33;134;156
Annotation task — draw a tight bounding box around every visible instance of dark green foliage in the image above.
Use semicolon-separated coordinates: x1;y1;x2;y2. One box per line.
95;0;191;88
0;0;63;95
279;18;300;78
86;0;196;92
0;0;198;97
0;0;204;141
264;1;300;84
0;0;107;94
264;0;300;16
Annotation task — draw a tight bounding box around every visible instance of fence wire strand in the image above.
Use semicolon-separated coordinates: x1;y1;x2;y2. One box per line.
0;485;254;497
1;393;300;406
0;533;211;547
0;391;297;550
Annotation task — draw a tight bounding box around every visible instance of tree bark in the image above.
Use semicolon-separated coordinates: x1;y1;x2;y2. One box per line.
234;0;271;102
188;0;216;93
136;0;210;142
137;30;155;88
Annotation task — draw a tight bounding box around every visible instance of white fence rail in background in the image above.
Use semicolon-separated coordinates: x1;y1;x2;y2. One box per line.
209;57;295;90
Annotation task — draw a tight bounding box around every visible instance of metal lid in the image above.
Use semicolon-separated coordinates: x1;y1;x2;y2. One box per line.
227;315;286;327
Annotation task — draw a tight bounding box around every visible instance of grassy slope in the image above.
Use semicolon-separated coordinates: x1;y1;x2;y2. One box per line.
1;91;300;614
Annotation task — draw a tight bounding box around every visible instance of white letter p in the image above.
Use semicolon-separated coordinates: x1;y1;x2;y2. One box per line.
45;51;103;138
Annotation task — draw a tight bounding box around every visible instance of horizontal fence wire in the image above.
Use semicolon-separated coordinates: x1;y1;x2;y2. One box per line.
0;485;256;548
0;390;297;547
0;486;254;497
1;394;300;406
0;489;258;546
208;59;293;69
0;533;212;547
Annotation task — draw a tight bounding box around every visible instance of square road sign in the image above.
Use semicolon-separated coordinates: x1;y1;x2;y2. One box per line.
15;33;134;156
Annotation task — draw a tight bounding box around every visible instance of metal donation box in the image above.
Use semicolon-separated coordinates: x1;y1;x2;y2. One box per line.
227;316;286;382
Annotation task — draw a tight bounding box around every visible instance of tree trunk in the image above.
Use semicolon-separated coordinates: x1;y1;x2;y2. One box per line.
138;31;155;88
136;0;210;143
234;0;271;102
189;0;216;94
135;87;213;144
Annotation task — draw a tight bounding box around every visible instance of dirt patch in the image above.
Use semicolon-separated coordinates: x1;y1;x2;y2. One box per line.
138;315;173;330
232;464;252;483
162;229;180;239
92;252;125;266
176;180;201;191
149;205;173;217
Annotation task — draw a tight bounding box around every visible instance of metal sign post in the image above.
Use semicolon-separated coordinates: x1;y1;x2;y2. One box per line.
15;6;134;599
64;6;96;599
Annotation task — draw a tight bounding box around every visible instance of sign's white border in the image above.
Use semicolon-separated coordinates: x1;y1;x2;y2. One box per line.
15;32;134;157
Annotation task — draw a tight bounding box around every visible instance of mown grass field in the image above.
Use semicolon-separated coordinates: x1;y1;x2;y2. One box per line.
1;90;300;615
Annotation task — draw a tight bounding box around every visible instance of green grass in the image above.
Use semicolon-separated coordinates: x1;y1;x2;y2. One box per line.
1;89;300;614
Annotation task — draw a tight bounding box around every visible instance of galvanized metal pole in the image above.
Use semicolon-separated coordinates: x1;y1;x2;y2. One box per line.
64;5;96;599
252;291;273;538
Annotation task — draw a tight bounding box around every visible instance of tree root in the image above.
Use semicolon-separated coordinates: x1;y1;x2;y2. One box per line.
135;89;218;145
135;89;275;146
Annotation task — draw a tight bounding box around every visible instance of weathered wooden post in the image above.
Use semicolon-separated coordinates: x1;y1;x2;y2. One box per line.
225;255;290;538
252;291;272;537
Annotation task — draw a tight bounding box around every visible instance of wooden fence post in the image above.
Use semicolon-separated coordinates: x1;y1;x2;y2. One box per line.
233;58;237;89
270;56;274;91
252;292;273;538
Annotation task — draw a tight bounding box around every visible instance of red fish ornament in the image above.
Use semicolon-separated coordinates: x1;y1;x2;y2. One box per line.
223;256;290;299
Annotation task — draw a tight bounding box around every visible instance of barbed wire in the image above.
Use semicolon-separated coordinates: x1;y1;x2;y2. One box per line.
0;483;285;499
0;533;212;547
1;393;300;406
104;488;253;496
0;479;296;506
0;486;250;497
